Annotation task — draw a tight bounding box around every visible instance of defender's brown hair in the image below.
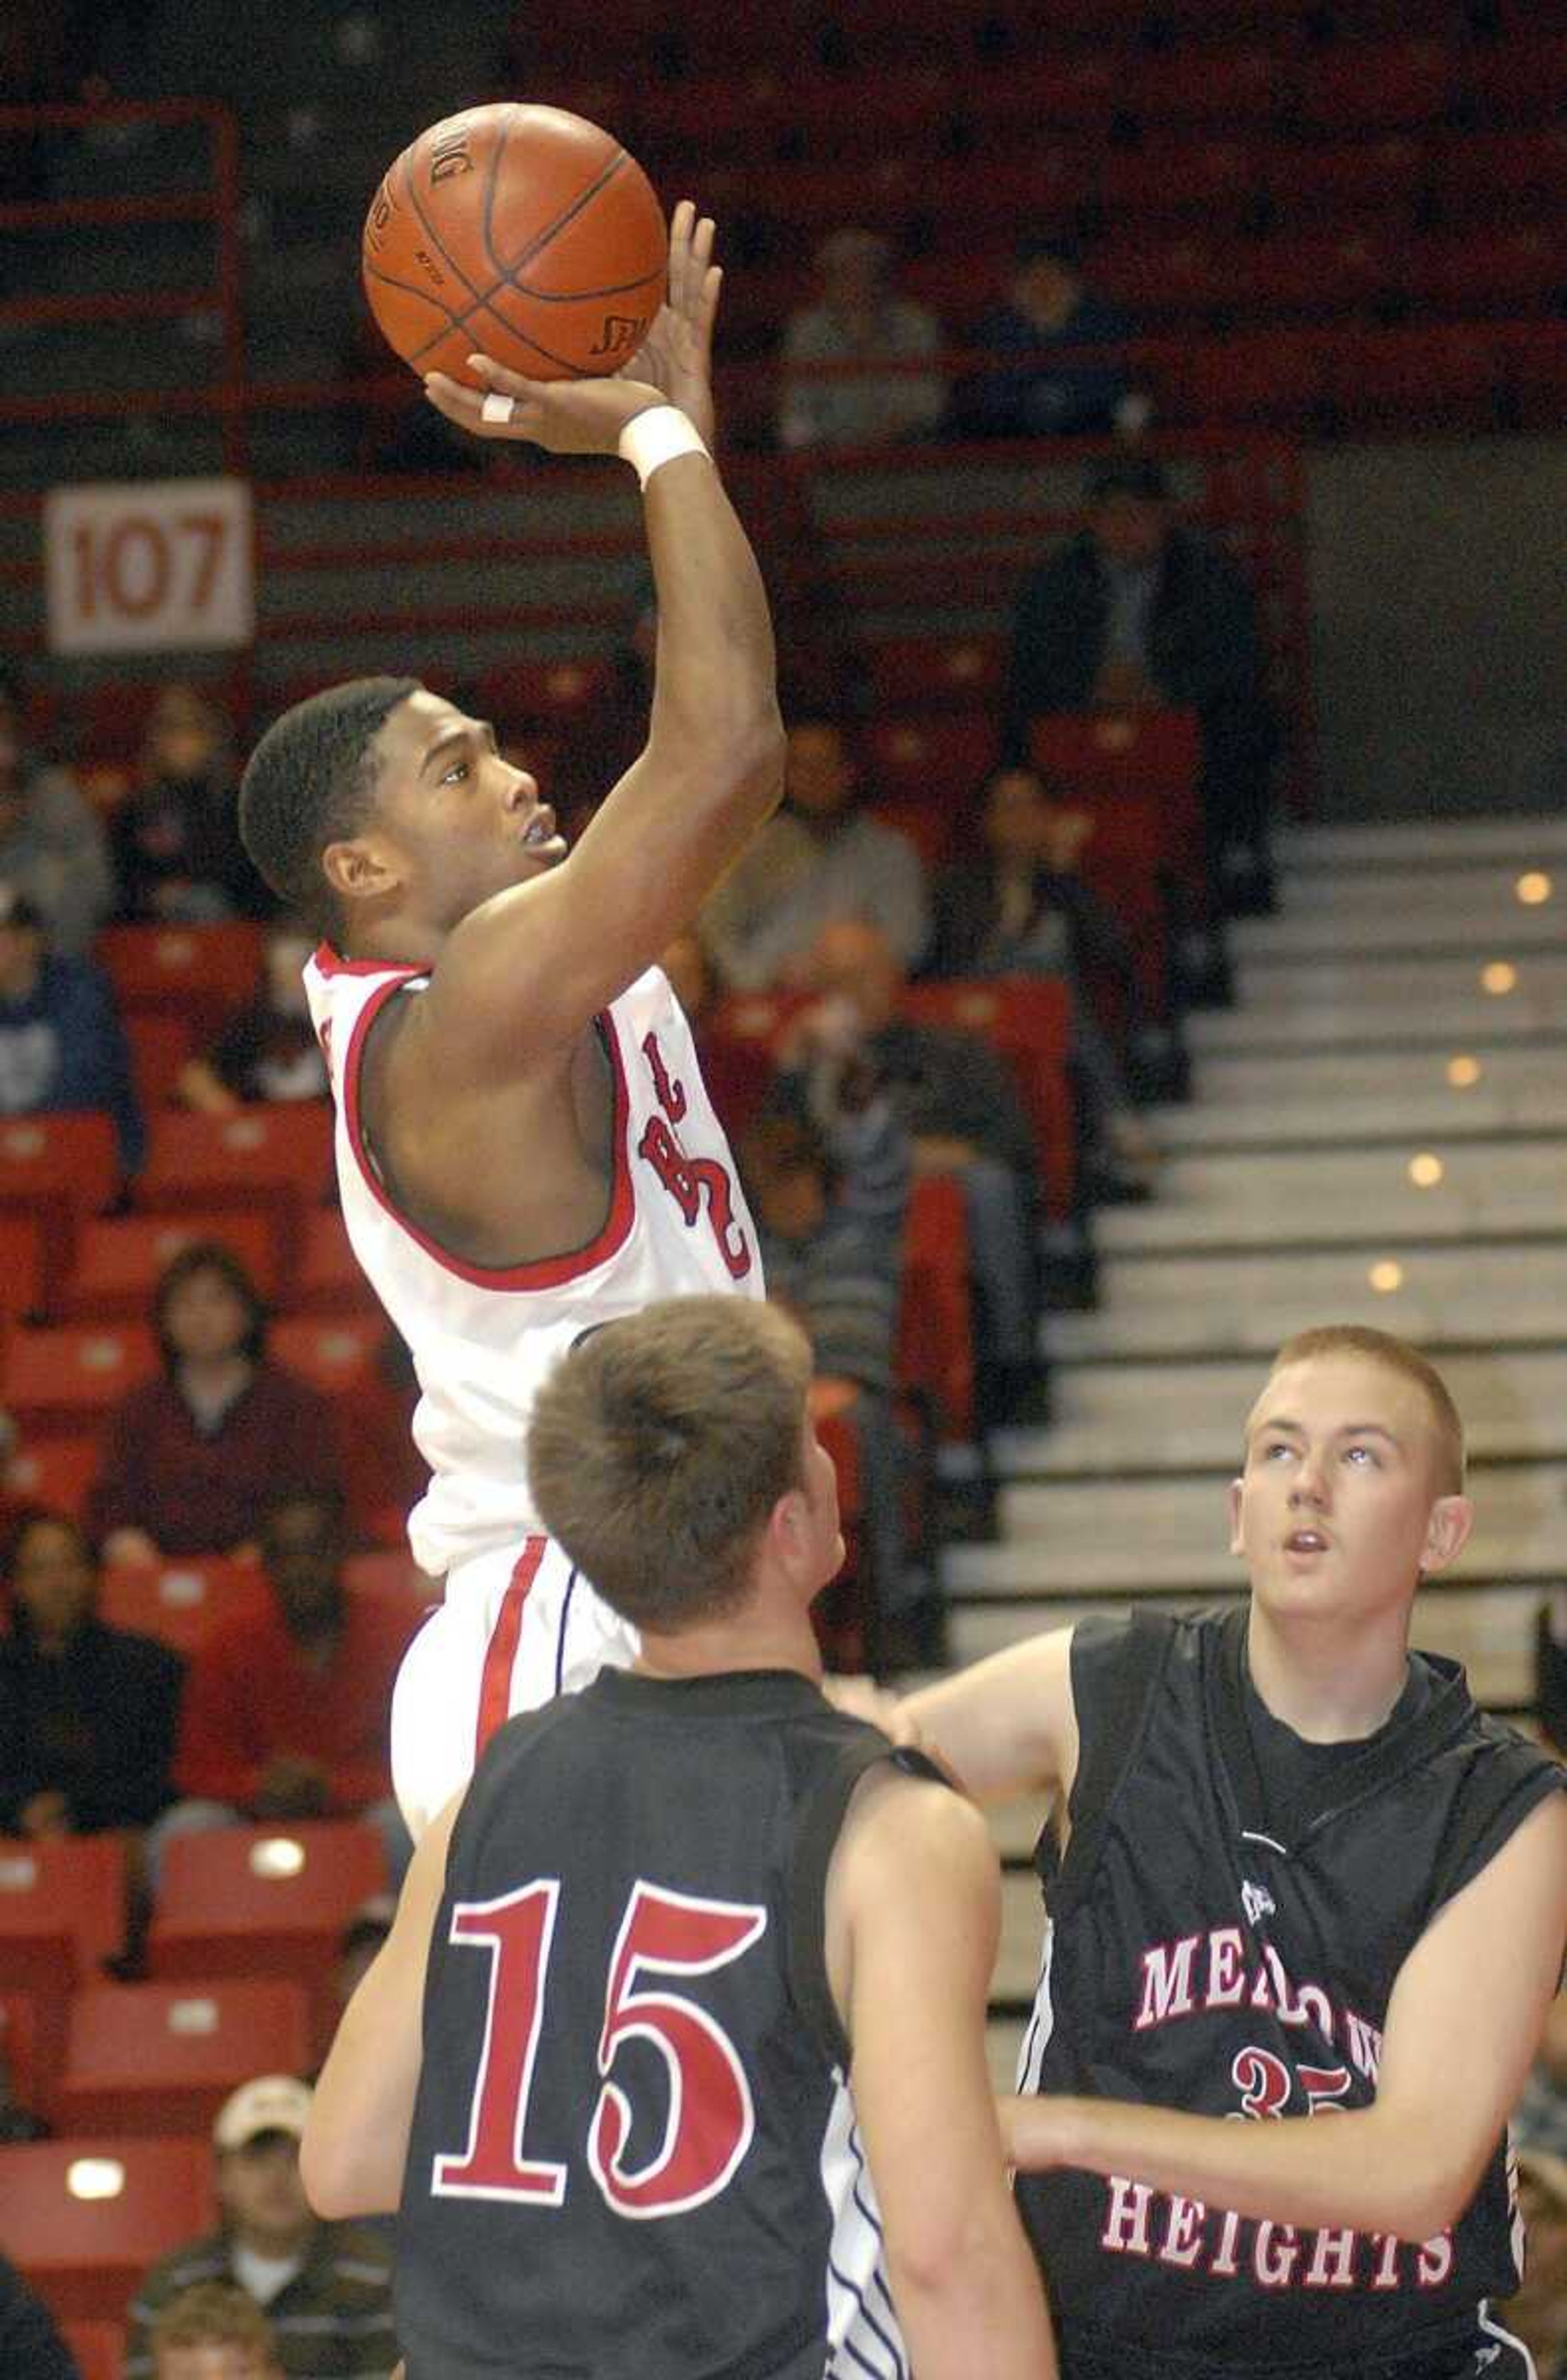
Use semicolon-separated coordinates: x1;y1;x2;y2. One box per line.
1266;1324;1465;1494
526;1296;815;1630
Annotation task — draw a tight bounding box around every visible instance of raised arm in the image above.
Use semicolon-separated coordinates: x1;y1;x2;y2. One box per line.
829;1770;1058;2380
1004;1787;1567;2243
301;1788;462;2217
411;204;784;1081
903;1623;1080;1805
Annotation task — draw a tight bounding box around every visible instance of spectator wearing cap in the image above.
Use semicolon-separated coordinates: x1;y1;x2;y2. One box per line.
0;671;114;956
152;2283;283;2380
778;227;948;453
124;2074;399;2380
954;238;1143;443
1003;455;1281;916
0;877;144;1171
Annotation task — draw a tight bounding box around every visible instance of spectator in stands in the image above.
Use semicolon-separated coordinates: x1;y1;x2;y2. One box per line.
739;1038;939;1671
178;921;328;1111
0;2249;77;2380
1003;455;1280;916
952;237;1143;443
87;1241;342;1568
777;918;1046;1435
927;763;1161;1200
777;226;948;453
700;716;930;990
152;2282;283;2379
124;2075;398;2380
0;670;114;955
0;1508;182;1841
111;683;269;924
0;879;144;1171
151;1487;416;1887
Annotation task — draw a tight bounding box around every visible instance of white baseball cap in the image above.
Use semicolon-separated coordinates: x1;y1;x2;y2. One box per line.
212;2074;313;2153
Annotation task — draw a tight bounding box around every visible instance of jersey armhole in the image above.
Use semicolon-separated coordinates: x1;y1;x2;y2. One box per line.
1047;1610;1174;1909
787;1737;948;2073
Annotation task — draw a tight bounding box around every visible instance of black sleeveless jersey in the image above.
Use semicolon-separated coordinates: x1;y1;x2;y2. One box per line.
1016;1608;1564;2380
397;1666;927;2380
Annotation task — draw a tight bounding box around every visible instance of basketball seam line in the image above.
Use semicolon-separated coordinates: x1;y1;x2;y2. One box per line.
483;120;631;284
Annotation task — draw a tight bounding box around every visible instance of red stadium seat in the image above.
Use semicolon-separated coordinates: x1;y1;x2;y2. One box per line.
1434;127;1567;220
1293;38;1452;136
0;1836;129;2111
61;1211;280;1324
136;1104;333;1219
902;977;1077;1221
147;1820;387;2058
1457;34;1567;129
0;1324;158;1438
122;1012;193;1113
1094;140;1256;233
1492;320;1567;433
2;1436;103;1521
861;634;1006;715
957;54;1118;139
1394;227;1564;317
1319;322;1502;432
475;656;615;737
95;923;263;1034
1261;136;1429;230
1026;711;1205;885
96;1557;269;1662
286;1207;376;1318
863;714;997;813
1123;43;1278;132
0;1114;119;1307
269;1313;387;1404
1219;230;1401;321
55;1979;311;2138
61;2324;124;2380
1173;327;1332;430
0;2137;214;2323
1096;236;1234;326
895;1174;974;1446
0;1212;47;1319
0;1992;43;2114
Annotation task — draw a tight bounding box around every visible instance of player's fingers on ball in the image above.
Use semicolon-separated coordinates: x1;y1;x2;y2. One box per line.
691;213;717;267
422;373;477;422
464;352;537;396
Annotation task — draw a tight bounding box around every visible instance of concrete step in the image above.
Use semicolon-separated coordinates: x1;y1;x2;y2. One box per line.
971;1463;1567;1583
1150;1080;1567;1152
1093;1141;1567;1255
1192;1047;1552;1108
1267;861;1563;923
987;2015;1029;2089
1189;974;1566;1054
1275;816;1567;868
947;1590;1538;1714
1049;1243;1567;1360
997;1872;1048;2007
1232;904;1567;961
1010;1348;1567;1476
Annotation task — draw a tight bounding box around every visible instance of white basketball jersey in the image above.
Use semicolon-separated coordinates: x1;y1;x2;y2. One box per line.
304;949;764;1577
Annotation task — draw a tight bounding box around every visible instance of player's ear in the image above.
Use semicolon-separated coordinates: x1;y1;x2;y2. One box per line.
1226;1476;1245;1557
322;834;400;907
1420;1493;1474;1577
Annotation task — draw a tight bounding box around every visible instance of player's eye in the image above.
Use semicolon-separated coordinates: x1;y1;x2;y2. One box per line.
1343;1444;1378;1466
1263;1442;1294;1461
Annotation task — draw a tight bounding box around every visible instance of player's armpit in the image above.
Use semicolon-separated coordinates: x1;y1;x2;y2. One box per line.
830;1774;1058;2380
903;1624;1079;1805
301;1790;463;2219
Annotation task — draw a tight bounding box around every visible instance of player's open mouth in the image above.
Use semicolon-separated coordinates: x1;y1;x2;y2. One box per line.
521;805;558;849
1285;1528;1330;1553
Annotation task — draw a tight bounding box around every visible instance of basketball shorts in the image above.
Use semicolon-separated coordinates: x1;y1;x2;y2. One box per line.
390;1533;640;1838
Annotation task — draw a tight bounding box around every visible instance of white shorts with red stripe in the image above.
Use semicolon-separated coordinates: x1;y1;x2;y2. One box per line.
389;1535;640;1838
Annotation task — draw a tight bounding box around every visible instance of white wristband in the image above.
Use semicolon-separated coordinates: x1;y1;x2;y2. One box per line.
617;405;710;489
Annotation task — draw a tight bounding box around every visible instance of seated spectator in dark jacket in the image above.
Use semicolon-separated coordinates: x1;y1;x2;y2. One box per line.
0;670;114;955
779;918;1047;1434
112;683;269;924
125;2076;398;2380
0;2249;77;2380
928;765;1160;1198
151;1489;417;1888
1003;454;1280;914
178;922;328;1112
0;879;144;1171
0;1508;182;1839
87;1240;342;1567
954;238;1143;442
740;1055;934;1669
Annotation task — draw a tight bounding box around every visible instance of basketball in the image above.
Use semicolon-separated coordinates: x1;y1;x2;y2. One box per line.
362;103;666;386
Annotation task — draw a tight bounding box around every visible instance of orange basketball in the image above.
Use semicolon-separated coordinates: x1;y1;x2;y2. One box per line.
362;103;666;385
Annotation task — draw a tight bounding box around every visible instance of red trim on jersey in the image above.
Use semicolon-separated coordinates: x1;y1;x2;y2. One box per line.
476;1535;546;1759
312;941;415;980
337;974;638;1293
